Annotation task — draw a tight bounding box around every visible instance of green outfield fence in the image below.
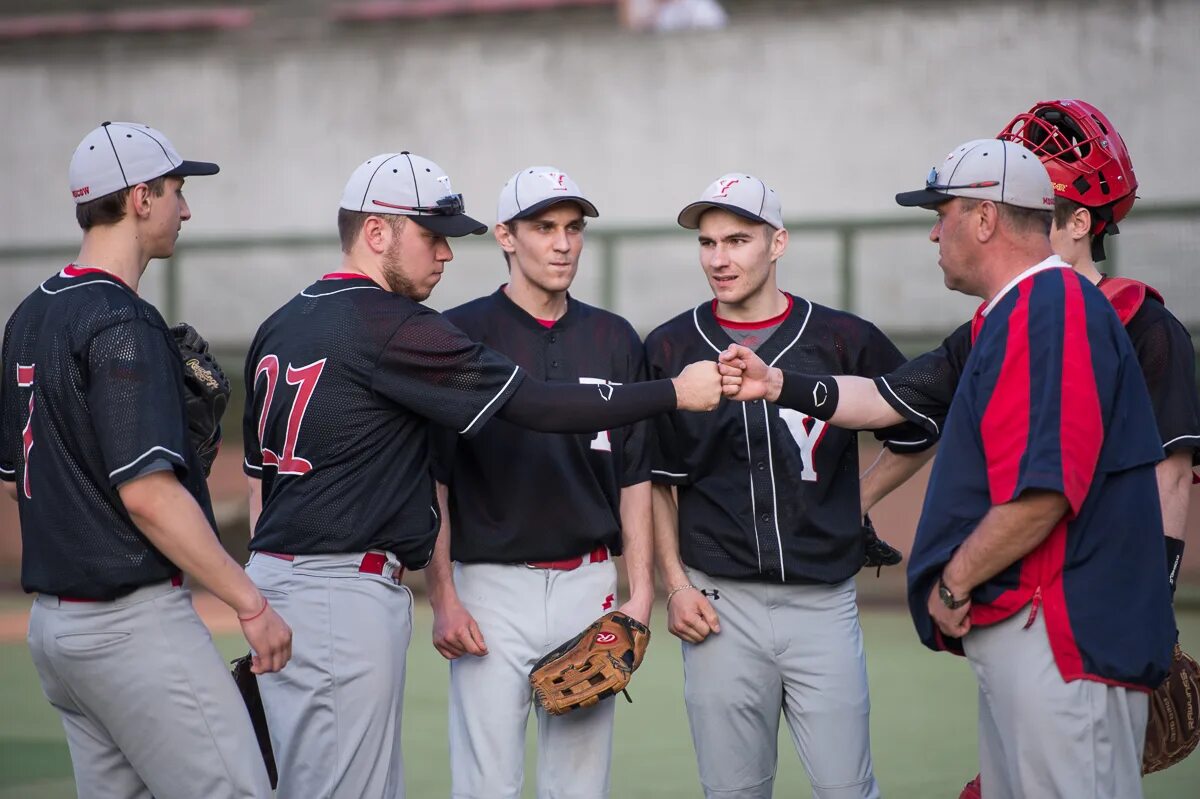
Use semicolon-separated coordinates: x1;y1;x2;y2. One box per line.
1;200;1197;357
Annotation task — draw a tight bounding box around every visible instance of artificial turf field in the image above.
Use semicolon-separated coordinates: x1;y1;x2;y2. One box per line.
1;603;1196;798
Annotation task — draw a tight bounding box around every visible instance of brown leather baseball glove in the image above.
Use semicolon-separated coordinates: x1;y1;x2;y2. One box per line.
171;323;230;477
1142;643;1200;774
530;610;651;716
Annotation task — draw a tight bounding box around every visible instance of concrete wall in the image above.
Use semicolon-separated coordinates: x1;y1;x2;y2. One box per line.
1;0;1198;339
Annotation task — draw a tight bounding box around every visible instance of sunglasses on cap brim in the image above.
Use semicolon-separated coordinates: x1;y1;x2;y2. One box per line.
925;168;1000;192
371;193;466;216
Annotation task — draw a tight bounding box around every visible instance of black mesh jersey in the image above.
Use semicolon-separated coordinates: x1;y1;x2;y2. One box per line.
429;288;651;563
243;274;524;566
0;266;211;599
645;295;934;585
878;297;1200;461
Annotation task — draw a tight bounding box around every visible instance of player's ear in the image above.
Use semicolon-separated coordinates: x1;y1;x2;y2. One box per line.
360;215;391;255
769;226;789;262
127;183;155;220
974;200;999;242
1072;206;1092;242
494;223;517;254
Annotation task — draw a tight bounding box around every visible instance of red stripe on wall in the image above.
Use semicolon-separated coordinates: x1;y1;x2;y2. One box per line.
1058;271;1103;515
980;281;1032;505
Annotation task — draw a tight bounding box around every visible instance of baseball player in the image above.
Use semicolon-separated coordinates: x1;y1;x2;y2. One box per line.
0;122;291;799
746;102;1198;612
242;152;724;799
725;139;1177;798
425;166;651;799
646;173;934;799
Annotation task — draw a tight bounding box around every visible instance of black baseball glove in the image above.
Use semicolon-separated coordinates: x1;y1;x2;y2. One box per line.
172;323;230;477
862;514;903;576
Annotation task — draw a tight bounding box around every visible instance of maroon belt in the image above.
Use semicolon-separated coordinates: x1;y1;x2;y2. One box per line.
527;544;609;571
259;551;405;583
60;573;183;603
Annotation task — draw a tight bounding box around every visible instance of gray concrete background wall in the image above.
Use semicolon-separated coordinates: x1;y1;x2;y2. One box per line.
1;0;1197;341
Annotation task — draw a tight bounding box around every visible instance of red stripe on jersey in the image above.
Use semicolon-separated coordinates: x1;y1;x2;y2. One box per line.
1039;518;1085;678
321;272;371;281
64;263;131;288
1059;271;1103;514
980;281;1032;505
535;318;556;329
712;292;793;329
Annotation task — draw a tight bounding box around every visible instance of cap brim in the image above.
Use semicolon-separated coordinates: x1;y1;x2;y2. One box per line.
894;188;954;208
411;213;488;237
164;160;221;178
677;201;769;230
507;196;600;222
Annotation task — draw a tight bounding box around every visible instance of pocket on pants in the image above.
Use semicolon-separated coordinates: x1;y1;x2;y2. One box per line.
54;631;132;653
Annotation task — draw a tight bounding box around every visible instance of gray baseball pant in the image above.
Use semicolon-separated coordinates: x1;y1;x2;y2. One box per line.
681;569;879;799
246;550;412;799
27;579;272;799
448;558;619;799
963;603;1148;799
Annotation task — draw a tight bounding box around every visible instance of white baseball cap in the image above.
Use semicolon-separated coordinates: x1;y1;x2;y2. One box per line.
677;173;784;230
497;166;598;224
896;139;1055;211
68;121;219;204
340;151;486;237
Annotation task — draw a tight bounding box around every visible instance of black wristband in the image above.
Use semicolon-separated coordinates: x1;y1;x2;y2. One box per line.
1166;536;1185;596
776;371;839;420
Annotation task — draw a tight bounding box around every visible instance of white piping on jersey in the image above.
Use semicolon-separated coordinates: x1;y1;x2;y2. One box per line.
883;438;932;447
876;376;941;436
691;305;723;355
460;365;521;436
1163;434;1200;450
0;464;14;476
109;446;184;480
299;285;382;298
767;298;812;367
651;469;688;478
244;459;263;473
740;401;763;573
40;277;127;295
760;401;787;581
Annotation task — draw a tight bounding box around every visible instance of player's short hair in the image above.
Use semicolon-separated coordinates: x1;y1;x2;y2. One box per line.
1052;196;1089;234
960;198;1052;237
75;177;167;231
337;209;406;253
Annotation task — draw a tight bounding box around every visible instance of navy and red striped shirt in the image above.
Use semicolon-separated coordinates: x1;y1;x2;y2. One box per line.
907;259;1174;689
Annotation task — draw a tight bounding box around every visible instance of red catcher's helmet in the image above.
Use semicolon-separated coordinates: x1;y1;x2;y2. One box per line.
998;100;1138;236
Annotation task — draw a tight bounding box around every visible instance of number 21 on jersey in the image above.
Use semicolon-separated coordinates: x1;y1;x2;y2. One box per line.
253;355;326;475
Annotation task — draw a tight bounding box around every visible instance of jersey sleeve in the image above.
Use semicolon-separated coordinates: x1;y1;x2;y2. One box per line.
874;321;971;440
242;337;265;478
617;326;653;487
643;333;689;486
427;424;457;484
372;309;525;438
854;322;937;453
979;272;1103;516
0;320;17;483
85;318;191;488
1131;305;1200;460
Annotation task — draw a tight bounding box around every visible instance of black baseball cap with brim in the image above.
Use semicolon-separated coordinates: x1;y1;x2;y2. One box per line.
410;213;488;237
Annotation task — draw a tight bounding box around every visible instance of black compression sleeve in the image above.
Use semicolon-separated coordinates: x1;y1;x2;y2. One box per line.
497;378;676;433
775;371;840;420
